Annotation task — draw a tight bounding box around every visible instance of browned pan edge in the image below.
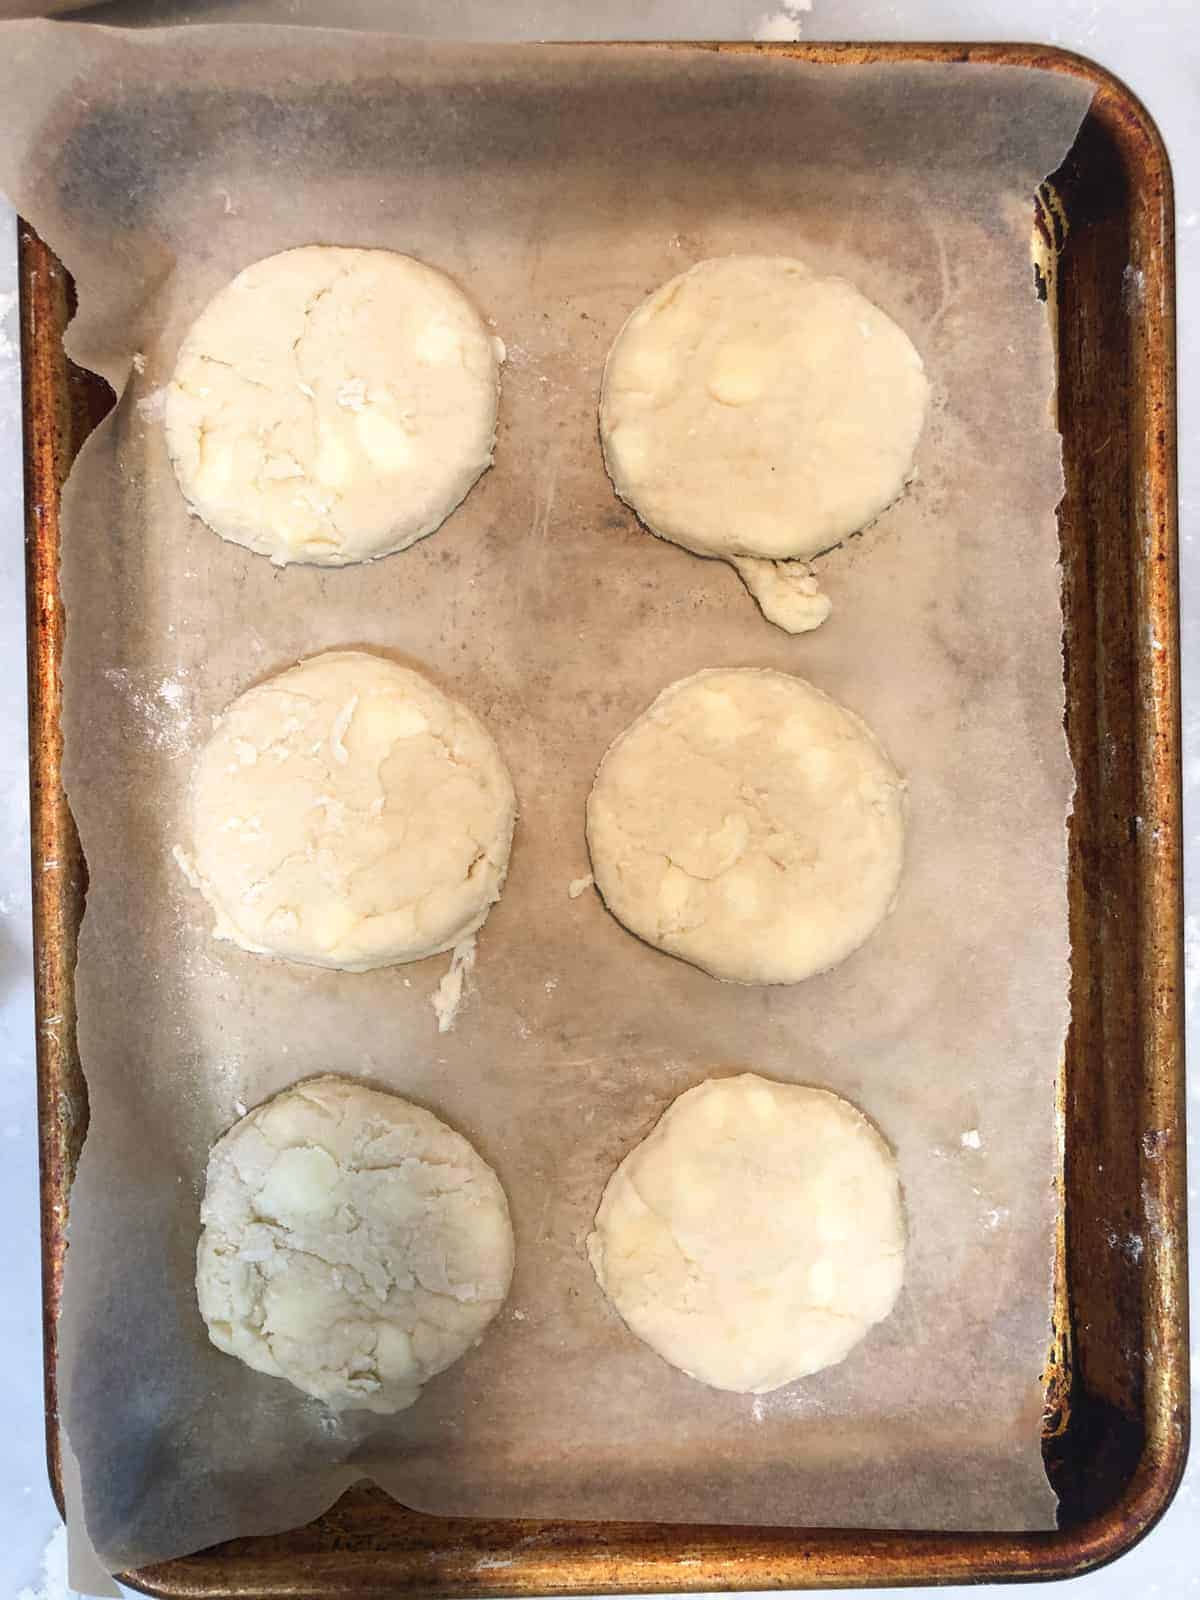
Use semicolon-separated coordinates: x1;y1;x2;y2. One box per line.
20;39;1183;1594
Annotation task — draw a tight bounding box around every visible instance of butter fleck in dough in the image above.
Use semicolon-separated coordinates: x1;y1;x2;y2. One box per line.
165;246;502;566
586;668;905;985
196;1075;514;1412
588;1074;905;1393
599;256;929;630
186;651;515;972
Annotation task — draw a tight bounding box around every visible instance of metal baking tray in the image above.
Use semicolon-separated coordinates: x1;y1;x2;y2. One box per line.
21;40;1184;1595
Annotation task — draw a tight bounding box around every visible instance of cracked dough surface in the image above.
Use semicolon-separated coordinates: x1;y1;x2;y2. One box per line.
196;1075;514;1412
588;1074;905;1393
586;668;905;984
187;650;515;972
165;246;502;566
600;255;929;566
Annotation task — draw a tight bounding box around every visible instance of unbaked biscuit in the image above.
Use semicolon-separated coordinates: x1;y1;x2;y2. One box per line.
586;667;905;984
588;1074;905;1392
165;246;502;566
183;651;515;972
197;1075;514;1412
600;256;929;630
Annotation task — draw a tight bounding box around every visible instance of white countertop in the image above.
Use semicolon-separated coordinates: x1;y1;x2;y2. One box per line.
3;2;1197;1596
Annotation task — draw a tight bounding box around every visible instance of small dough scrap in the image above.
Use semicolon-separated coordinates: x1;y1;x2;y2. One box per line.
196;1075;514;1412
588;1074;905;1393
186;650;515;972
732;556;833;634
165;246;502;566
599;256;929;626
586;667;905;984
431;936;477;1034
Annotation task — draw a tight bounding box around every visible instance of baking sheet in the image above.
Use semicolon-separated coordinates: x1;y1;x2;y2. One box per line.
0;21;1090;1576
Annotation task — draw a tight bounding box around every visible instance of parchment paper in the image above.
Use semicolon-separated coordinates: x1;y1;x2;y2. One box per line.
0;21;1090;1575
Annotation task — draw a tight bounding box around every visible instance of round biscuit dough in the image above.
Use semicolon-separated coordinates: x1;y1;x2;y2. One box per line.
586;668;905;985
165;246;503;566
186;650;516;972
588;1074;905;1393
600;255;929;564
196;1075;514;1412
